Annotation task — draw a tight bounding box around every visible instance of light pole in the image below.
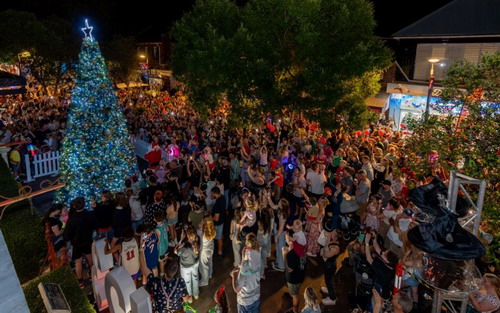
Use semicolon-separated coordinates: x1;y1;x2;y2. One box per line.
139;54;149;86
424;58;440;122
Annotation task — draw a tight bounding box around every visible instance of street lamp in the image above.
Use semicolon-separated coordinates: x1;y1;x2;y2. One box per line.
17;51;31;76
139;54;149;86
139;54;148;65
424;58;440;121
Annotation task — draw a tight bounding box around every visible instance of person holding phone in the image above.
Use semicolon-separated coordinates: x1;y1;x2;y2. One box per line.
364;231;398;313
175;227;200;302
319;230;340;306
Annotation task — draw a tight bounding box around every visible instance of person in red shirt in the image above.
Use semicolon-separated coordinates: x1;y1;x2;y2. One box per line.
269;155;279;171
270;167;284;203
145;141;162;168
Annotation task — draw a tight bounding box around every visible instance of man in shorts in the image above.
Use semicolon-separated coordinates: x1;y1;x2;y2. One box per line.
285;230;306;313
64;197;97;286
211;187;226;257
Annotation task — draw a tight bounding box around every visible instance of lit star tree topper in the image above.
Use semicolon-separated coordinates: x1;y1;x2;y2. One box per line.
56;20;136;205
81;19;94;42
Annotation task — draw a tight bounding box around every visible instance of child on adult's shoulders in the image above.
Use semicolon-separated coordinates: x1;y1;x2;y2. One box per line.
284;219;307;258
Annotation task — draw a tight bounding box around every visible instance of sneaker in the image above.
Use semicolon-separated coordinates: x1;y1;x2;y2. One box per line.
272;262;284;272
320;286;328;294
322;297;336;306
194;295;199;300
188;296;193;304
306;252;317;257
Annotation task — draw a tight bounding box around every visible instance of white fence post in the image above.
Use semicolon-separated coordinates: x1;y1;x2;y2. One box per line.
23;151;61;183
23;142;144;183
24;154;33;182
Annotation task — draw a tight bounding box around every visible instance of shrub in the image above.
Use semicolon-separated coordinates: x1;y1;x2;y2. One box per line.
0;206;46;283
23;266;96;313
0;156;18;197
0;157;46;283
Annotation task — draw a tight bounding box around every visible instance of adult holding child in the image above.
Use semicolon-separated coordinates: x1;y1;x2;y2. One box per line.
174;227;200;302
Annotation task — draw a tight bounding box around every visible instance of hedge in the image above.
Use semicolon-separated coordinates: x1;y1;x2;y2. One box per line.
23;266;96;313
0;157;46;284
0;155;19;197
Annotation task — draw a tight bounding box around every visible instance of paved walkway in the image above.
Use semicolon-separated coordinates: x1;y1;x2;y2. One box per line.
0;231;30;313
189;241;355;313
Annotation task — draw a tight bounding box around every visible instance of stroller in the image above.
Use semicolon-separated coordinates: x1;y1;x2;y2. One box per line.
338;213;362;242
348;253;374;311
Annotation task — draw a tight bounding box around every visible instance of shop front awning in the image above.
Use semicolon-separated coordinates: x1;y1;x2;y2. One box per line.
366;92;390;111
116;82;149;89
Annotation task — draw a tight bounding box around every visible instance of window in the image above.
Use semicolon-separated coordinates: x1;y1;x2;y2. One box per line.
414;43;500;81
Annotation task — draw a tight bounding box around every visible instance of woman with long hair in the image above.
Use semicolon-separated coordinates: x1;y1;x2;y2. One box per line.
257;208;272;279
199;217;216;287
302;286;321;313
270;198;290;271
302;191;324;257
469;274;500;313
239;233;261;278
175;227;200;301
231;209;243;267
166;197;180;247
110;192;132;248
43;203;65;252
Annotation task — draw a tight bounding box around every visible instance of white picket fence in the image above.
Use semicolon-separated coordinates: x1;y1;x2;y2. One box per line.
24;151;61;182
23;139;150;182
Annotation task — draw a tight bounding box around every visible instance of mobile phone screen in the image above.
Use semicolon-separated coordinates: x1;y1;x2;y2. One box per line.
358;233;365;243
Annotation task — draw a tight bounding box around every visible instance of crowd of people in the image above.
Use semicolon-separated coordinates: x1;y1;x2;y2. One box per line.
2;83;499;313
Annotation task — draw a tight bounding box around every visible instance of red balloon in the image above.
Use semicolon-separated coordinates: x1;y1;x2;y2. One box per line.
400;123;406;128
378;130;385;136
355;130;361;137
364;129;370;135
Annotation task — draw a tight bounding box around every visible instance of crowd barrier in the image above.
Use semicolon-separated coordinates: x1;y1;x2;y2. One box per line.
23;139;149;182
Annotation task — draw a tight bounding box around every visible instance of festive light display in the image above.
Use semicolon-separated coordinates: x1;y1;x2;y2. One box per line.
56;22;136;205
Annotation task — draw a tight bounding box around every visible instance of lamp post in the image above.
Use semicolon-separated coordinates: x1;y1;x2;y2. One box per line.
17;51;31;76
424;58;440;122
139;54;149;72
139;54;149;86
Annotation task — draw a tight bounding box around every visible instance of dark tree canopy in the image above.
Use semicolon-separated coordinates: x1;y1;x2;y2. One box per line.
172;0;392;129
101;35;138;84
0;10;79;92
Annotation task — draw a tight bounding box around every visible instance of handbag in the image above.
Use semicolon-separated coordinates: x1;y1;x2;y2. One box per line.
340;194;359;213
318;230;328;246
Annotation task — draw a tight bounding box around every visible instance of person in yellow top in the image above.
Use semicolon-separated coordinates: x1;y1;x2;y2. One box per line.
9;146;21;178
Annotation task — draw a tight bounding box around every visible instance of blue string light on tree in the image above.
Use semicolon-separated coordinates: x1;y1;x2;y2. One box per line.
56;19;136;206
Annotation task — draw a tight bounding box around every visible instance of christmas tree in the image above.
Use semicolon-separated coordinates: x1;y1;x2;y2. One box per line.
56;20;136;205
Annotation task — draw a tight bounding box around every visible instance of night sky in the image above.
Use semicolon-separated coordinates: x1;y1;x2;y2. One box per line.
0;0;454;39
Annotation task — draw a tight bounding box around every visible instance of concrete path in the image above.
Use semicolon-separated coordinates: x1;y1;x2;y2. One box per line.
0;231;30;313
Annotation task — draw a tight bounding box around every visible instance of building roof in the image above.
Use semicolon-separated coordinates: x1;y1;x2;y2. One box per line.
392;0;500;39
366;92;389;109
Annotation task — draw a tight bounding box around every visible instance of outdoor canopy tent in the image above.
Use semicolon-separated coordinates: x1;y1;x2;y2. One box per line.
0;71;26;95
